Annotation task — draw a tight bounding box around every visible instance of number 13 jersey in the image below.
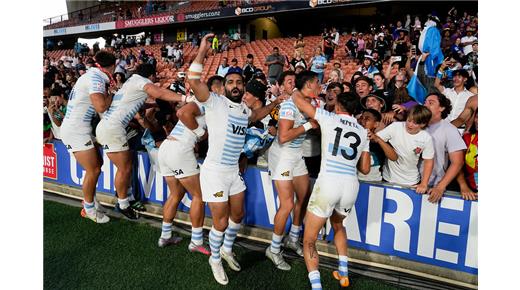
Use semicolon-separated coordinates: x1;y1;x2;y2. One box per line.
314;108;370;179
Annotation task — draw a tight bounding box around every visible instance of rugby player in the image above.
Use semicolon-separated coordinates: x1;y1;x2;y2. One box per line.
292;91;371;289
60;51;116;223
187;33;287;285
266;71;320;270
95;63;186;220
155;97;209;255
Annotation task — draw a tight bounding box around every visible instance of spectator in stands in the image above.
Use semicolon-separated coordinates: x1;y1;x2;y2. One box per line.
243;54;257;84
145;35;152;46
220;32;229;51
461;27;477;56
166;42;175;61
331;27;340;49
358;55;380;78
345;32;359;59
216;57;229;77
358;109;397;182
375;33;389;58
265;47;285;85
356;33;366;61
147;52;157;70
206;75;225;95
126;51;137;74
75;57;86;75
372;72;386;94
325;69;342;86
114;72;126;90
172;45;183;69
434;65;474;122
323;35;334;61
290;50;307;71
211;35;219;54
393;29;409;57
294;34;305;57
421;94;465;203
456;108;478;200
114;51;127;77
309;46;327;84
160;44;168;62
342;81;353;93
324;82;343;112
376;105;434;193
353;76;373;100
228;58;243;75
46;88;67;140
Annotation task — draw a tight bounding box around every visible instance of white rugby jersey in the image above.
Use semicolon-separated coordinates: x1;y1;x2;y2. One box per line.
201;92;251;169
314;108;370;179
102;74;152;128
62;67;109;134
169;102;206;147
272;97;307;152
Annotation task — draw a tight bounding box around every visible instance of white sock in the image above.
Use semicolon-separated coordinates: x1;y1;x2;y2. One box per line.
209;227;225;262
161;222;172;239
308;270;322;290
222;219;241;254
118;197;130;210
191;227;203;246
270;233;283;254
289;224;301;242
338;255;349;276
84;201;95;216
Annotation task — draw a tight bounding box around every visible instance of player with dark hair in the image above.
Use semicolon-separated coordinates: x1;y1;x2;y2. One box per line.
95;63;187;219
60;50;117;223
291;91;371;289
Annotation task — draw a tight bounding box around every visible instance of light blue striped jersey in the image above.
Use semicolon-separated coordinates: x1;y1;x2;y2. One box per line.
169;101;206;147
102;74;152;128
314;108;369;178
201;92;251;169
242;127;275;159
62;67;109;134
274;97;307;151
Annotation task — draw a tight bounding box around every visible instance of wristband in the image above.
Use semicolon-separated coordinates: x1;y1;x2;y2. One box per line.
192;126;205;138
302;122;313;132
189;62;203;73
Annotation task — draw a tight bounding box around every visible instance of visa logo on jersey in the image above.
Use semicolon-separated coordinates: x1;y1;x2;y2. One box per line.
232;124;247;135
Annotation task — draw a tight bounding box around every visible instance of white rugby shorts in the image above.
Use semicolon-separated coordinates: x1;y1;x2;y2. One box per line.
158;139;199;179
307;175;360;218
268;146;308;181
200;164;246;202
60;126;95;153
95;121;129;153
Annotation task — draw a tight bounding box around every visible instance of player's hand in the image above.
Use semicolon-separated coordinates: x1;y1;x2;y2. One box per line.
413;183;429;194
275;93;290;104
427;186;445;203
200;33;215;53
309;119;319;129
268;126;277;136
367;130;379;142
421;52;430;62
460;185;478;201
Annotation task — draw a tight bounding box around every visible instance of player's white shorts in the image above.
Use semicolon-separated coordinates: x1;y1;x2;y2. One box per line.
60;126;95;153
158;139;199;179
200;164;246;202
268;147;308;181
307;175;360;218
95;121;129;153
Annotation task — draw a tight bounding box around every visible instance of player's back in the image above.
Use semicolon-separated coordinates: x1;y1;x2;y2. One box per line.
315;108;369;179
63;68;109;134
102;74;151;128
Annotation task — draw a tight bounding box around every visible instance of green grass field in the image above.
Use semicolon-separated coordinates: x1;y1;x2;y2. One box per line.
44;200;406;290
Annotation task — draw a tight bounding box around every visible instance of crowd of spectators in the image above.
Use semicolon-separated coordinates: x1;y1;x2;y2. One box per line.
43;7;478;201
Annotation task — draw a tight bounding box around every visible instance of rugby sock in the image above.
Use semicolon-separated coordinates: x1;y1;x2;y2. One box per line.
84;201;96;216
222;219;241;254
338;255;349;277
161;222;172;239
289;224;301;242
270;233;283;254
191;227;204;246
308;270;322;290
118;197;130;210
209;227;225;262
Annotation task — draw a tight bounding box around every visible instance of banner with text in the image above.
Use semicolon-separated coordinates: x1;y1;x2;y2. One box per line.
43;140;477;275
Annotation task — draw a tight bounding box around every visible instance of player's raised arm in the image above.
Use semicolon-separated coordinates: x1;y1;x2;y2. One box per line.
143;83;186;103
187;33;214;103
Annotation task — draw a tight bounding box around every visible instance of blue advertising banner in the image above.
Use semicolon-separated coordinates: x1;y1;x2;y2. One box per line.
44;140;477;275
